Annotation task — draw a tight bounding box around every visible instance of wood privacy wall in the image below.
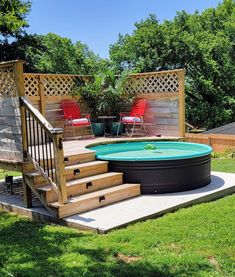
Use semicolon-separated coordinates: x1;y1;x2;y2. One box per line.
128;70;185;136
24;73;91;138
185;133;235;152
24;69;185;137
0;61;23;162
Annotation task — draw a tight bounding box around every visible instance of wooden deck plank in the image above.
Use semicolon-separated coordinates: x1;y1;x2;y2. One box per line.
37;172;124;203
49;183;141;218
0;136;181;169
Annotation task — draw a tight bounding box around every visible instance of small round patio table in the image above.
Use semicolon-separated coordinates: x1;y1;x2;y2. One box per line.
98;116;117;137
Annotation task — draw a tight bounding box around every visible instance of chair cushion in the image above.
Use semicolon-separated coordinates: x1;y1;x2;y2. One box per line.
69;118;90;126
121;116;142;123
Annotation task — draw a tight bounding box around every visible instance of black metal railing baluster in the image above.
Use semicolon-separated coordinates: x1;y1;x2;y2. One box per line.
41;127;46;172
36;122;41;166
28;112;33;156
54;156;57;185
32;117;37;160
25;109;29;156
48;137;54;182
44;132;50;178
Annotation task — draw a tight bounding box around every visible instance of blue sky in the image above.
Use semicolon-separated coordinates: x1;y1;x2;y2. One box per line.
27;0;222;58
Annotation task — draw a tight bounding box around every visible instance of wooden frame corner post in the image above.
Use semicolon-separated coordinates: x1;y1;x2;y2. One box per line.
14;60;33;208
178;69;185;137
52;129;67;204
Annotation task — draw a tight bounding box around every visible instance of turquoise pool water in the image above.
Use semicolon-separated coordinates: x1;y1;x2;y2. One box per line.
88;141;212;161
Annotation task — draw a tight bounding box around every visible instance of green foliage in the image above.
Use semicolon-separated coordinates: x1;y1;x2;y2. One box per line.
110;15;167;74
145;144;157;150
23;33;109;74
0;0;31;39
0;2;109;74
0;31;109;73
110;0;235;129
211;149;235;159
78;69;133;120
0;34;46;71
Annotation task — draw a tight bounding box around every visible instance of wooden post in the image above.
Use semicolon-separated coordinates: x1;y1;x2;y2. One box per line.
208;135;212;146
22;177;32;208
14;60;25;97
52;129;67;204
38;75;46;116
178;69;185;137
14;60;32;207
14;61;27;156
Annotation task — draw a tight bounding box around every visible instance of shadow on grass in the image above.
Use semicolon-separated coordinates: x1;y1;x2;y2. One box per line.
0;211;213;277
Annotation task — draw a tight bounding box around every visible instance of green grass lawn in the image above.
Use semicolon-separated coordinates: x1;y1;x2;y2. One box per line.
0;194;234;277
0;169;21;180
0;158;234;276
211;158;235;173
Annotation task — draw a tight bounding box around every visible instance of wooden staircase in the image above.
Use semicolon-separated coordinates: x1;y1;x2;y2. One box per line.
23;149;141;218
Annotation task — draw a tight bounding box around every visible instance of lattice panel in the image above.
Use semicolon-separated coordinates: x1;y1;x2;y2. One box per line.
42;75;76;96
126;72;179;95
24;74;39;96
23;71;181;98
0;66;17;97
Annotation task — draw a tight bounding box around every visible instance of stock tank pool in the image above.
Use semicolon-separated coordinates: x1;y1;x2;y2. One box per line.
88;141;213;194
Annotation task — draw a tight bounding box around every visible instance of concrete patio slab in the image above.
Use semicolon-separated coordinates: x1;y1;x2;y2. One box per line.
0;171;235;233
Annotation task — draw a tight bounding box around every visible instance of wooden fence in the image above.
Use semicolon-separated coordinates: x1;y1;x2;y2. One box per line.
185;133;235;152
0;61;24;163
23;69;185;138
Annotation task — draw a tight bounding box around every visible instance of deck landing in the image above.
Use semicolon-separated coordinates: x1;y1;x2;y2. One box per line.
0;171;234;233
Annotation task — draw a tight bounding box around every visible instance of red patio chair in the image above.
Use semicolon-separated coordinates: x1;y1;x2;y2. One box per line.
117;98;147;136
61;100;93;137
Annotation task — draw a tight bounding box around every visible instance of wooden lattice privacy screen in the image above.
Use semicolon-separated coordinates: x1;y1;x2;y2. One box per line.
126;71;180;95
0;61;24;162
24;69;185;137
128;70;185;136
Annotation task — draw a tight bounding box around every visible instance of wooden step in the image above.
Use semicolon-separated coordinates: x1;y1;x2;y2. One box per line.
22;162;35;173
36;150;96;168
63;151;96;166
49;183;141;218
24;159;107;188
24;171;49;188
65;161;108;181
37;172;124;203
22;150;95;175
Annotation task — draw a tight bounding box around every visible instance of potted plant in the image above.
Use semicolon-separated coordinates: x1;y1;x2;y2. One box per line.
97;69;135;135
71;75;104;136
72;69;135;136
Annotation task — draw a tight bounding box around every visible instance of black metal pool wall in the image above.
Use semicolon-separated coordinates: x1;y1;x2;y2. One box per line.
108;154;211;194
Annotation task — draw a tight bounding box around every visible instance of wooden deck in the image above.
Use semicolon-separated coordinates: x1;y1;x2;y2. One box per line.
62;136;183;157
24;135;183;161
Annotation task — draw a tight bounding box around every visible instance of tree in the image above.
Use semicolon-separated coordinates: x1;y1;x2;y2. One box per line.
110;15;168;73
23;33;109;74
0;0;33;63
110;0;235;129
0;1;108;75
0;0;31;39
